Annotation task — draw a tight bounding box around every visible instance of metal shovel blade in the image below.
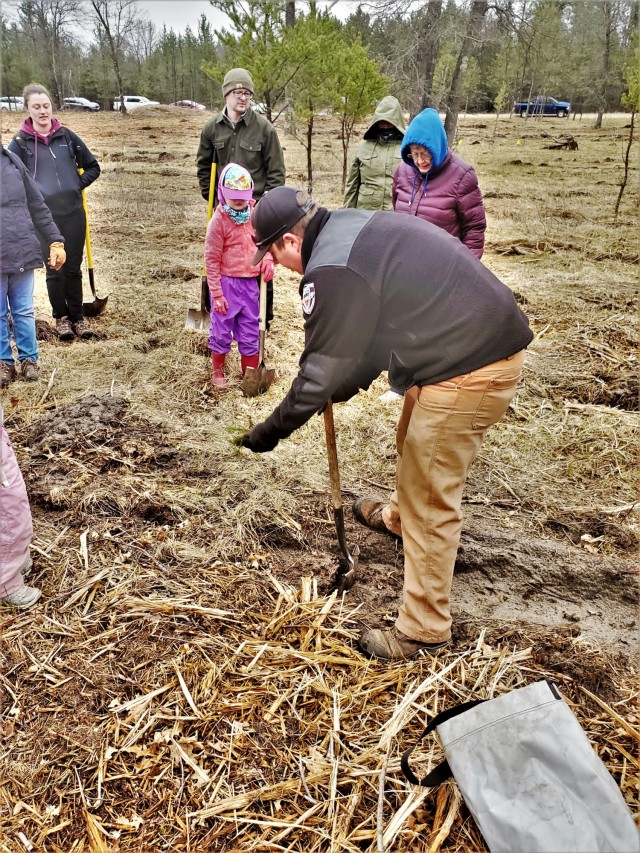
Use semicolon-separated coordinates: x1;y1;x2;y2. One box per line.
329;544;360;594
185;278;211;332
241;363;276;397
241;278;275;396
83;294;109;317
185;307;210;332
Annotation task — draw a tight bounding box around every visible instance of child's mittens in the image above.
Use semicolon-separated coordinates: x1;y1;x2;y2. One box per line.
261;257;275;282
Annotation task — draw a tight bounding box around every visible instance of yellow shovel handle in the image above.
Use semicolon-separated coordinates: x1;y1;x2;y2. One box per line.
78;168;93;268
202;162;217;278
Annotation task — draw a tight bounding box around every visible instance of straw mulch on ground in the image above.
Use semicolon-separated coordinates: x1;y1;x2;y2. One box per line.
1;561;638;851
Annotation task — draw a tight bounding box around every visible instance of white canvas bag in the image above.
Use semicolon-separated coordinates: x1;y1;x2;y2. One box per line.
401;679;639;853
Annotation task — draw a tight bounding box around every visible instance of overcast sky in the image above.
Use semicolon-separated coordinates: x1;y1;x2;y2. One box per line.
136;0;353;35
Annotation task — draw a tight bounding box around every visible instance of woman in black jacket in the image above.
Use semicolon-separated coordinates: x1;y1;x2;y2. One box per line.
0;145;66;387
9;83;100;341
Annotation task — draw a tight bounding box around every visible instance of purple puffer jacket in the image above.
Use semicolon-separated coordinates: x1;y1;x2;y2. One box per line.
391;152;487;258
392;152;486;259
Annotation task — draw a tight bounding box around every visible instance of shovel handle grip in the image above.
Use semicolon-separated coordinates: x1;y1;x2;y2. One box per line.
323;401;342;511
258;274;267;334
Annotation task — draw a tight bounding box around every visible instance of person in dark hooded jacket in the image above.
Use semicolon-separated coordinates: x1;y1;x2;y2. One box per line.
9;83;100;342
0;145;65;387
344;96;406;211
392;108;486;259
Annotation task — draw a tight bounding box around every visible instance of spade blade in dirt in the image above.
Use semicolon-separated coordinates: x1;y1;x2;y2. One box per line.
81;187;109;316
241;276;275;396
185;278;211;332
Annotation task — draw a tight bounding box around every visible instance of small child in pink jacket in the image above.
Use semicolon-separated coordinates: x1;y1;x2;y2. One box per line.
204;163;274;389
1;400;40;609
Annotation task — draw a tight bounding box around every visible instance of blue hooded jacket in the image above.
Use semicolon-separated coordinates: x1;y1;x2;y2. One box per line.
392;109;486;258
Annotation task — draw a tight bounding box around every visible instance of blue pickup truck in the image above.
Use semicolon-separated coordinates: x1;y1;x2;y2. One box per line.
512;96;571;118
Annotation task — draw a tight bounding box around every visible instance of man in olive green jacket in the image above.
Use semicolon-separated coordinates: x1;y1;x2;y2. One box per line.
196;67;285;206
343;96;406;211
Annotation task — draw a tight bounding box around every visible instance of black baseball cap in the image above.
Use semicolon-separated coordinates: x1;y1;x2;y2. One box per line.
251;187;315;265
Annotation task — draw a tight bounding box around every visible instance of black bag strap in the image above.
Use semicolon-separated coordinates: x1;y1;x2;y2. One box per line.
401;699;485;786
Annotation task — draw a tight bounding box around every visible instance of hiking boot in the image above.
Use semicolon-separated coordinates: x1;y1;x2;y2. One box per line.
72;319;93;339
1;584;42;610
20;359;40;381
359;627;449;661
0;361;16;387
56;316;75;341
353;496;401;540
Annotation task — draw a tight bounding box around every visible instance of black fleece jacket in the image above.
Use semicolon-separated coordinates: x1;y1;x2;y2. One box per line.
249;208;533;451
8;123;100;218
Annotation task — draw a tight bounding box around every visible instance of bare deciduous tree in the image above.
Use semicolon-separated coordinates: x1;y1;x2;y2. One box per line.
16;0;81;104
88;0;139;111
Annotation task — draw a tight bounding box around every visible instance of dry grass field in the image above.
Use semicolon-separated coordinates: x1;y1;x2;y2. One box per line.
0;106;638;851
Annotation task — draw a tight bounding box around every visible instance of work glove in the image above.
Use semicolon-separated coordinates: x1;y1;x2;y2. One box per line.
232;424;279;454
48;242;66;270
261;255;275;283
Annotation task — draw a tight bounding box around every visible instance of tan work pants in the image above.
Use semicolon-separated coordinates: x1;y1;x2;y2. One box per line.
382;351;526;643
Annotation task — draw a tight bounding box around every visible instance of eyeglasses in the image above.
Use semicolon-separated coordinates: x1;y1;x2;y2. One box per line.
231;89;252;99
409;146;432;163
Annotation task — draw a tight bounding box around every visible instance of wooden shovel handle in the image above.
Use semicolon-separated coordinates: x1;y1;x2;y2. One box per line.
323;401;342;511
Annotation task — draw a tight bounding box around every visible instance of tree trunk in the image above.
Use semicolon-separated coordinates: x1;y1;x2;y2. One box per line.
286;1;295;27
594;0;611;129
443;0;488;145
419;0;443;111
306;109;314;192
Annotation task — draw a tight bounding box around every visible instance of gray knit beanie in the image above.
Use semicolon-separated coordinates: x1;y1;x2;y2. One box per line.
222;68;254;97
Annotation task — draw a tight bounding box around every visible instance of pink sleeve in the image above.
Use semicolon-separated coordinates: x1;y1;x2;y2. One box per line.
204;212;225;297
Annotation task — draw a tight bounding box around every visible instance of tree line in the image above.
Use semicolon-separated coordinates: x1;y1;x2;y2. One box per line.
1;0;638;181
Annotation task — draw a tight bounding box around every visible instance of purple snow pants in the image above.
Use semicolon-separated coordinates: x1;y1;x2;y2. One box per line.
0;427;33;598
208;276;259;356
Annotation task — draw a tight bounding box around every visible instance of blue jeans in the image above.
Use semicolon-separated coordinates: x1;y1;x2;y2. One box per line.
0;269;38;364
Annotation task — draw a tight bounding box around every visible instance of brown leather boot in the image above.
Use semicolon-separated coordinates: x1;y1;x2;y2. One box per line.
241;354;259;375
211;352;227;388
353;496;401;539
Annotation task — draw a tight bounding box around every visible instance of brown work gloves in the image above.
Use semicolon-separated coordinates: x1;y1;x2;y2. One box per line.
48;242;66;270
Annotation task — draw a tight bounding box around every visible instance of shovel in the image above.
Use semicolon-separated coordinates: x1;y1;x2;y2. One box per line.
324;401;359;594
185;163;216;332
241;274;276;396
79;171;109;316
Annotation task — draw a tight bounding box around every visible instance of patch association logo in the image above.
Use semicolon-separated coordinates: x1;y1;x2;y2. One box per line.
301;282;315;314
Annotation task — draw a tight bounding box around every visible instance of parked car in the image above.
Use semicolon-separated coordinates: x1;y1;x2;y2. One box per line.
513;96;571;118
0;96;24;112
170;99;206;111
113;95;160;111
62;96;100;112
251;101;267;114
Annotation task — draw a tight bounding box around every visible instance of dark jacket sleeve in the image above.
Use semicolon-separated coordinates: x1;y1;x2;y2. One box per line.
6;150;64;248
343;156;361;208
456;167;486;259
197;120;216;200
66;130;100;189
249;266;380;449
7;136;28;165
262;125;285;192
